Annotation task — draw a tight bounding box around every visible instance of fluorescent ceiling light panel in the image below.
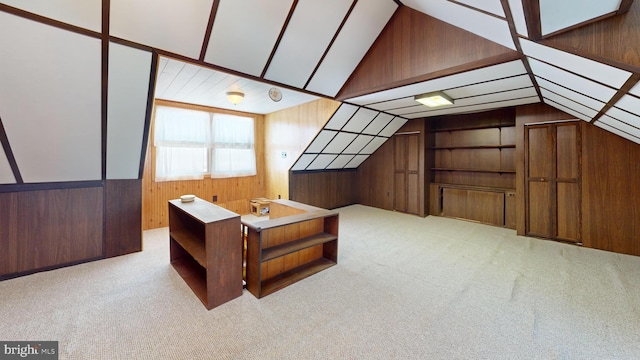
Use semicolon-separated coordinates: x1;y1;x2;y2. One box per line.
415;92;454;107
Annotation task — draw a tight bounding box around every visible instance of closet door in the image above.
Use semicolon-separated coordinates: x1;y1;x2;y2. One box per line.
525;122;581;242
394;133;420;215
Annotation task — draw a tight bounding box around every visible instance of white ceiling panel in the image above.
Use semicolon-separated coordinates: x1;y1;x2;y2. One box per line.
507;0;529;37
596;116;640;144
543;99;591;122
599;114;640;138
366;98;418;111
360;137;388;154
528;58;617;103
521;39;631;89
325;104;359;130
110;0;213;59
0;145;15;184
605;106;640;129
342;107;379;133
291;153;317;171
327;154;356;169
205;0;293;76
345;154;369;168
306;130;337;153
343;135;374;154
536;77;606;112
456;0;505;17
0;12;101;182
362;113;395;135
307;154;338;170
541;89;599;119
322;132;358;153
0;0;101;32
264;0;352;87
539;0;621;36
445;74;533;99
630;82;640;97
404;96;539;119
305;0;397;96
404;0;515;49
379;117;408;137
613;94;640;116
346;60;527;105
107;42;152;180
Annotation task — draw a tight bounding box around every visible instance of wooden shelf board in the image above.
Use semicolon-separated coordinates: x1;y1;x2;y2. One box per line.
171;258;210;309
260;258;335;297
432;124;515;132
170;230;207;268
432;168;516;173
262;232;337;262
433;145;515;149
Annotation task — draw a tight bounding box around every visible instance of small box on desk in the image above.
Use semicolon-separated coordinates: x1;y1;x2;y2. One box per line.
250;198;270;216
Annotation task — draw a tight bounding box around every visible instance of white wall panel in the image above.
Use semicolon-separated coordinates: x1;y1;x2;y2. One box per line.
305;0;397;96
205;0;293;76
0;146;15;184
539;0;620;36
0;12;101;182
264;0;352;87
111;0;213;59
521;39;631;89
107;42;152;180
0;0;102;32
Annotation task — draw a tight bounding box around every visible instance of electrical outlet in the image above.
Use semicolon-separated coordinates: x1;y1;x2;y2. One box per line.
213;195;218;202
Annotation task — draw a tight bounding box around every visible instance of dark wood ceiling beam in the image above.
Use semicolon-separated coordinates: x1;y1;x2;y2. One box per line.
199;0;220;61
260;0;299;78
590;73;640;123
521;0;541;40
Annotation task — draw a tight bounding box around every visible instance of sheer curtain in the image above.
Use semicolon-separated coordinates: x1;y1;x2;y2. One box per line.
154;106;210;181
210;114;256;178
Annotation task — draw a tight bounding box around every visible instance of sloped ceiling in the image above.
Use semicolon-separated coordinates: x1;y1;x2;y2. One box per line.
0;0;639;184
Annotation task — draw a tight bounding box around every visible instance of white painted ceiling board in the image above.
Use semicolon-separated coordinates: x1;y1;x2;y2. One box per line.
543;99;592;122
539;0;621;36
0;0;101;32
0;146;15;184
445;74;533;99
366;98;418;111
599;115;640;138
456;0;505;17
405;96;540;118
404;0;515;49
528;58;617;103
327;154;356;169
291;153;317;171
205;0;293;77
629;82;640;97
360;137;388;154
613;94;640;116
0;12;101;182
325;104;358;130
264;0;352;88
110;0;213;59
306;130;337;153
536;77;606;112
305;0;397;96
343;135;374;154
107;42;152;180
379;117;408;137
596;117;640;144
342;108;378;133
345;60;527;105
322;132;358;153
605;106;640;129
307;154;338;170
541;89;599;119
520;39;631;89
507;0;529;37
362;113;395;135
345;154;369;168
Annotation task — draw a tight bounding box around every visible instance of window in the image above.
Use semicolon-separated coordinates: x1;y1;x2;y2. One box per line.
154;105;256;181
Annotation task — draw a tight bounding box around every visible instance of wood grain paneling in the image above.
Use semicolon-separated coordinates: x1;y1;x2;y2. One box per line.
142;101;266;229
289;170;357;210
356;136;395;210
337;6;518;99
264;98;340;201
104;179;142;257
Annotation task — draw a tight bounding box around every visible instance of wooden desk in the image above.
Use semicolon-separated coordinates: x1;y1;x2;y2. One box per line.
242;200;339;298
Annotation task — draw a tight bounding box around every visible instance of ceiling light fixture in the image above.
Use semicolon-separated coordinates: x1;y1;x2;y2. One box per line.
415;91;454;107
226;91;244;105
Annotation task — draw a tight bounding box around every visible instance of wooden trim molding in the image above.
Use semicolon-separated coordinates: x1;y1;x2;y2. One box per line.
199;0;220;61
0;116;22;183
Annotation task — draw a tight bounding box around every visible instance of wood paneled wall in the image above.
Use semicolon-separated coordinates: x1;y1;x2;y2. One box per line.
337;6;518;100
289;170;357;210
0;187;104;279
105;179;142;257
142;100;266;229
263;98;340;201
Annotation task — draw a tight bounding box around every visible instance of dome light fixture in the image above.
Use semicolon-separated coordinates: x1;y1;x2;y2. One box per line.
226;91;244;105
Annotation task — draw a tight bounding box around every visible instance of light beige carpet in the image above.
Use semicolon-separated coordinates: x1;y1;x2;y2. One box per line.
1;205;640;359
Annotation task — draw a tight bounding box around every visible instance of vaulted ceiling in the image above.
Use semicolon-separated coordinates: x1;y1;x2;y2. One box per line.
0;0;639;182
